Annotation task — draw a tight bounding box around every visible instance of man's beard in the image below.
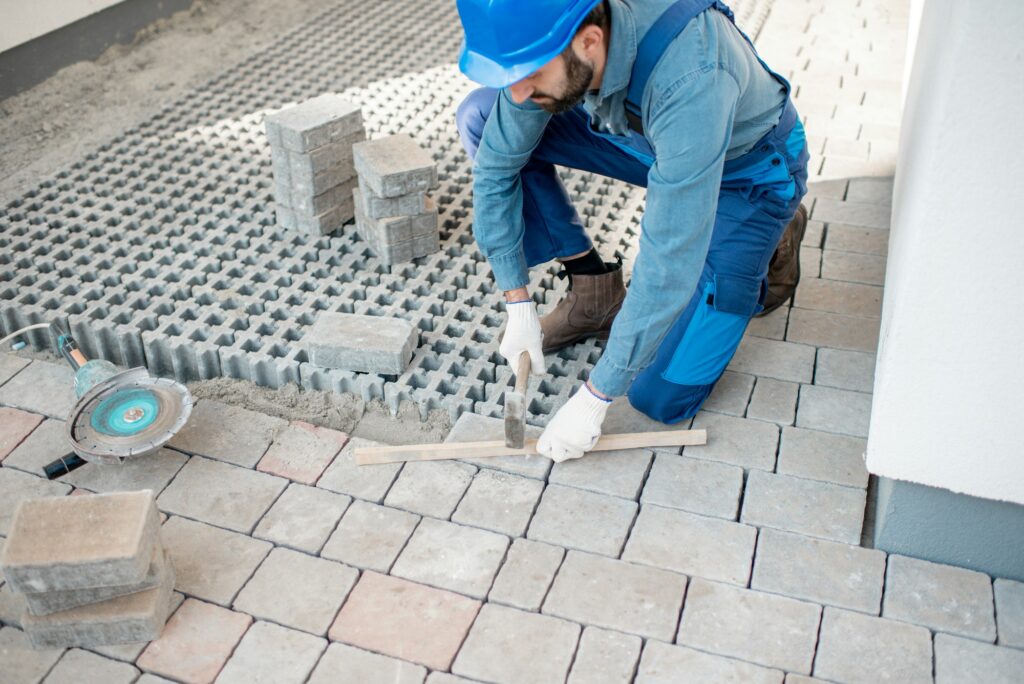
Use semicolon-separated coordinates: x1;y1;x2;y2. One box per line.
533;49;594;115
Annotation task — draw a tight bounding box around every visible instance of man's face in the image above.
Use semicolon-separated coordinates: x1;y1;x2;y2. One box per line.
508;46;594;115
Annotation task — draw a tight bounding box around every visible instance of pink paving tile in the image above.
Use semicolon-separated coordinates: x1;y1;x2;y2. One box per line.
0;407;43;462
329;571;481;671
137;598;252;684
256;421;348;485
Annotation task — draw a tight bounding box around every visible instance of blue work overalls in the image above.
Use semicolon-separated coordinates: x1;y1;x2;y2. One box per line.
457;0;809;424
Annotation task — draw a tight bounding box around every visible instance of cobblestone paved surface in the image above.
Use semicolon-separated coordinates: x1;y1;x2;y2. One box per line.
2;0;1024;683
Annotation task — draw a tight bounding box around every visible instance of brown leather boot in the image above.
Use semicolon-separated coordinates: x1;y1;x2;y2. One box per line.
758;203;808;317
540;264;626;353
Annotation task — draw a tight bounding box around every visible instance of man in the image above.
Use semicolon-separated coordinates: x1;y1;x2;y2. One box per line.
455;0;808;461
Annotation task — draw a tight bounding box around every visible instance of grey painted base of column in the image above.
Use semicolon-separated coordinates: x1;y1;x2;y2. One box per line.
0;0;195;101
872;476;1024;582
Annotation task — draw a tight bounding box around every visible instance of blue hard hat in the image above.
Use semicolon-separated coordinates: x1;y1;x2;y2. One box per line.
457;0;604;88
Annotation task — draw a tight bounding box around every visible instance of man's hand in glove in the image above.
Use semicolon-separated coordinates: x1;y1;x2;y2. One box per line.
537;381;612;462
499;297;546;375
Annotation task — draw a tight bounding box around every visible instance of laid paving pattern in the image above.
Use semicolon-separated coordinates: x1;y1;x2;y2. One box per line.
3;0;1023;683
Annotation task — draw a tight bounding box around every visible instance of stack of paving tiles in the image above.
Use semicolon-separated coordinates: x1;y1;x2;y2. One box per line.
264;93;366;235
0;490;174;650
352;134;440;264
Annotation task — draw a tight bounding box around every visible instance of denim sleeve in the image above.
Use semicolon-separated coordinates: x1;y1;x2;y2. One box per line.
472;89;553;291
589;69;740;397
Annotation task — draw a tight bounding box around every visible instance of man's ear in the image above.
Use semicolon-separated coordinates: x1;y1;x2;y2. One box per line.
576;24;605;60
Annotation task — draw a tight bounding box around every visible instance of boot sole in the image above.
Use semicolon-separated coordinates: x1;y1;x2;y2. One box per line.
756;203;808;318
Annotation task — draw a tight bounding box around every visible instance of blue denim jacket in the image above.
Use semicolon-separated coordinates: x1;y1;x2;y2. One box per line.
472;0;787;396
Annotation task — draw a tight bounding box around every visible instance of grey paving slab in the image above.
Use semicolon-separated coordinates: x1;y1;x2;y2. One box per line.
787;308;880;352
0;626;65;684
255;421;347;484
747;377;799;425
543;551;687;641
821;250;887;286
384;460;476;519
623;505;756;585
488;538;565;611
825;223;890;256
445;412;550;479
811;197;891;229
567;626;642;684
794;278;883;318
995;578;1024;648
741;470;866;544
548;447;652;501
86;593;184;663
320;499;419;572
686;412;780;471
264;93;363;152
636;640;784;684
846;177;895;205
814;607;934;684
391;517;508;599
0;574;25;628
0;360;75;420
452;603;580;684
745;307;789;341
640;454;743;520
883;554;996;641
0;467;71;535
42;648;139;684
796;384;872;437
777;426;868;488
215;620;326;684
601;397;690;454
752;528;885;614
234;548;358;635
303;312;416;374
702;370;755;416
527;484;637;557
352;134;438;198
316;436;402;503
308;642;426;684
169;400;286;468
0;354;30;388
815;347;877;394
253;483;351;554
934;632;1024;684
161;516;271;606
729;337;816;383
451;469;543;536
0;407;42;463
2;418;68;475
426;674;481;684
61;448;187;495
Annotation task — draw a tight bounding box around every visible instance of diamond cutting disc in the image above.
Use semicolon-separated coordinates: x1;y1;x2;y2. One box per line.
66;368;193;465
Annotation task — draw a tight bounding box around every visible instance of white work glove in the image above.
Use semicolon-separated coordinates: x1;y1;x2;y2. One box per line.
499;300;546;375
537;383;611;462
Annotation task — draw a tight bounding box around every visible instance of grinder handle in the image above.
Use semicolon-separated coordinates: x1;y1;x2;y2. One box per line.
514;351;531;394
44;453;88;480
49;320;87;370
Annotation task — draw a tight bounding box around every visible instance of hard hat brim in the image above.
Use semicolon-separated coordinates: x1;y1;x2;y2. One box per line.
458;42;564;89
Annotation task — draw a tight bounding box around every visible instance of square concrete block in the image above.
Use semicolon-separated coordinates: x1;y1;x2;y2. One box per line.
821;250;887;286
995;578;1024;648
797;384;872;437
0;360;75;420
169;399;285;468
233;548;358;636
747;378;799;425
883;554;996;641
729;337;815;383
320;499;419;573
745;306;789;341
253;483;350;554
445;412;549;479
777;426;868;489
686;412;780;471
452;603;580;684
794;278;883;318
276;175;357;215
2;418;70;475
825;223;890;256
814;607;932;684
384;460;476;519
2;490;159;593
307;642;426;684
702;370;755;416
357;176;427;219
549;448;652;500
264;94;363;152
353;134;438;198
527;484;637;557
0;353;31;386
287;133;361;180
0;626;65;684
934;633;1024;684
316;436;402;503
43;648;140;684
215;620;326;684
568;626;642;684
61;448;187;496
815;347;877;393
392;517;509;599
452;469;544;536
543;551;687;641
678;578;821;674
623;505;756;585
641;454;743;520
786;308;880;353
256;420;348;485
303;312;416;374
488;538;565;611
741;470;866;544
636;640;784;684
0;407;43;462
330;571;480;671
811;197;891;230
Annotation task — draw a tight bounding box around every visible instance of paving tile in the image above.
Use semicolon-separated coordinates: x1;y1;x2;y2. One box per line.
995;578;1024;648
795;278;883;318
391;517;508;599
787;308;880;352
2;418;68;474
451;468;543;536
85;593;185;663
821;250;887;286
796;384;872;437
316;436;401;503
805;177;849;201
567;626;641;684
137;598;252;684
384;460;476;518
747;377;799;425
883;554;996;641
215;620;326;684
815;347;876;393
752;528;885;613
602;396;690;454
846;177;895;205
452;603;580;684
488;538;564;611
741;470;866;544
308;642;426;684
527;484;637;557
252;483;350;554
729;337;816;383
168;399;286;468
0;548;26;627
624;505;756;585
811;197;891;229
255;420;347;485
745;307;789;341
640;454;743;520
60;448;187;495
0;407;43;462
233;548;358;635
320;499;419;572
784;676;829;684
548;447;652;500
702;370;755;416
445;412;550;478
0;354;31;387
801;246;823;278
825;223;890;256
426;675;480;684
161;516;272;606
0;467;71;535
635;640;784;684
677;578;821;674
136;676;177;684
777;426;868;488
329;571;479;671
543;551;687;641
814;607;933;684
43;648;139;683
157;456;287;533
934;632;1024;684
0;360;75;419
685;412;779;471
0;626;64;684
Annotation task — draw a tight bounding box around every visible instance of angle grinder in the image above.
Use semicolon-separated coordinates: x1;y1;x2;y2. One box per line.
43;321;193;479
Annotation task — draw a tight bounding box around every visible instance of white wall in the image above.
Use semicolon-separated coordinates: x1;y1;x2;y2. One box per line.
866;0;1024;504
0;0;127;53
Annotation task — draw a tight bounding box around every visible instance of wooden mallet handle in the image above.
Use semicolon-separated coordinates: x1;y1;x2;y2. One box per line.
515;351;531;393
